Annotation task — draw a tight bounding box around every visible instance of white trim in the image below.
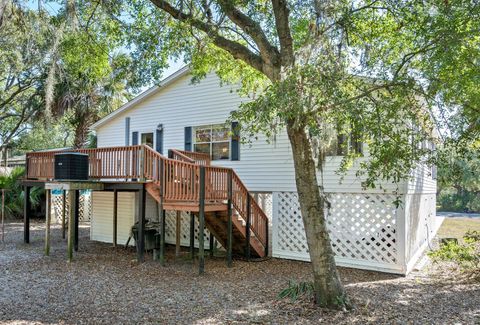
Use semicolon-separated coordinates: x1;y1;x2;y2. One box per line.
90;66;190;130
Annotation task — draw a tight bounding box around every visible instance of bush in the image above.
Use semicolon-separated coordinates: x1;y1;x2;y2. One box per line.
0;167;43;219
428;232;480;280
438;189;480;213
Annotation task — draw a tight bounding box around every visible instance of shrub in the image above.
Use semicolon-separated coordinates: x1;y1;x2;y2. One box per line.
0;167;43;219
438;189;480;213
278;280;314;301
428;232;480;280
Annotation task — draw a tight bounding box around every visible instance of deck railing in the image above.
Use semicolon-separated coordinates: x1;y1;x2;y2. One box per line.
26;145;268;250
174;150;210;166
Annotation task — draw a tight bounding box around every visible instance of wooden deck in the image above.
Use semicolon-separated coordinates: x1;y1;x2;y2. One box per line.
24;145;269;260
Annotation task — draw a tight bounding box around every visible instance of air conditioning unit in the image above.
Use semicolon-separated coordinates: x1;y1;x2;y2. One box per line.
54;152;89;180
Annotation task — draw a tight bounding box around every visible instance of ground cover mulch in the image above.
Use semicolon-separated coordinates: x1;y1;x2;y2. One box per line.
0;222;479;324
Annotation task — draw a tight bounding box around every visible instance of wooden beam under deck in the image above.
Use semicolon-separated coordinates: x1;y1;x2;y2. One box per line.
163;201;228;212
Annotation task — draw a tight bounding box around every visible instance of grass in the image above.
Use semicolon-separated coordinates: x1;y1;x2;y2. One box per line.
437;217;480;242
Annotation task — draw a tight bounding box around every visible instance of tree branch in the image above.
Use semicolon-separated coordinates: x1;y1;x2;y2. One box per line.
216;1;280;68
271;0;294;66
149;0;266;76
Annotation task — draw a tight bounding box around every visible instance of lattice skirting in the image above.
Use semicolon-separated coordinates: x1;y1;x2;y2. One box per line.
272;191;405;273
51;190;92;223
163;211;211;248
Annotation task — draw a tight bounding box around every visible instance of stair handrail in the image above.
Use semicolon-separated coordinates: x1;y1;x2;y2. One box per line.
174;150;211;166
168;149;196;164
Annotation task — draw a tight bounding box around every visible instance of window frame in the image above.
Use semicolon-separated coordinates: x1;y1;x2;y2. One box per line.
140;132;154;148
193;124;231;160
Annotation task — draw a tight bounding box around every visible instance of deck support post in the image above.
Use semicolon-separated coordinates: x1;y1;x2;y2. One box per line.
159;208;166;266
175;211;181;257
74;190;80;252
113;189;118;248
209;235;214;257
23;186;31;244
153;203;160;261
189;212;195;260
245;195;251;260
227;170;233;267
198;166;205;274
61;190;66;239
67;190;75;261
44;190;51;256
1;189;4;243
137;184;146;263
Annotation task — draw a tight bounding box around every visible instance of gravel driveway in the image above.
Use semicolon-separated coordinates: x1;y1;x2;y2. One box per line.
0;222;478;324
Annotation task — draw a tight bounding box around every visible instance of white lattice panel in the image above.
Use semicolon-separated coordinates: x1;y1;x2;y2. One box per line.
51;191;92;223
164;211;211;248
272;191;402;272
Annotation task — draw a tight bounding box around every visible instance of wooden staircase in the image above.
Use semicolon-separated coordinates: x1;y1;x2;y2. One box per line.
145;148;268;258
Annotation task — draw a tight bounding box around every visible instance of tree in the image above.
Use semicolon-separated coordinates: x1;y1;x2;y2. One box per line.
0;3;52;160
112;0;479;309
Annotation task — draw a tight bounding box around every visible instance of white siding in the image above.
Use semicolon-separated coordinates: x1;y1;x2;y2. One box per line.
96;72;406;194
91;191;136;245
407;164;437;194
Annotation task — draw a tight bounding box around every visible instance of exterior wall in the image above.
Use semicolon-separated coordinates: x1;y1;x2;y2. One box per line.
95;72;405;194
403;193;442;273
90;191;212;248
407;163;437;194
90;191;136;245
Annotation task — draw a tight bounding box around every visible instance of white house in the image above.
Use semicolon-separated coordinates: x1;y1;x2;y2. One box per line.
29;66;441;274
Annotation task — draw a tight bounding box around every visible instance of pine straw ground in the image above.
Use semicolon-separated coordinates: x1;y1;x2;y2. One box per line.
0;222;479;325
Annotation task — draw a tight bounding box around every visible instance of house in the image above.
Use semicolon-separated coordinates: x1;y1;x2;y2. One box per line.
23;66;441;274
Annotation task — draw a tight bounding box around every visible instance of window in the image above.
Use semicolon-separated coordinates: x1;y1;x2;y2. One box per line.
193;124;230;160
324;133;363;156
141;132;154;148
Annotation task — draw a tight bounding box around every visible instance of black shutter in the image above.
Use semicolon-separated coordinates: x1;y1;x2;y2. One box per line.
231;122;240;161
125;117;130;146
132;131;138;145
156;127;163;154
184;126;192;151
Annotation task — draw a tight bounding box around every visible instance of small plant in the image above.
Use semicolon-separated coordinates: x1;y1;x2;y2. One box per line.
428;231;480;280
465;230;480;242
278;280;314;302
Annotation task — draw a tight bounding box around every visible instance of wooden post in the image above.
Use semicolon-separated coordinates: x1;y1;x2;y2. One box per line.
74;190;80;252
44;190;52;256
209;234;214;257
139;145;145;181
154;158;164;261
175;211;181;257
227;170;233;267
1;189;5;243
137;185;146;263
61;190;66;239
159;208;165;266
113;189;118;248
153;203;160;261
67;190;75;261
245;194;251;260
190;212;195;260
23;186;31;244
198;166;205;274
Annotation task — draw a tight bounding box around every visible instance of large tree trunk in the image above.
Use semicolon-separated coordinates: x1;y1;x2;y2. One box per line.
286;120;350;309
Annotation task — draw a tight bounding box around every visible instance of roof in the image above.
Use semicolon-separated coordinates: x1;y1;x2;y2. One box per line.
90;66;190;130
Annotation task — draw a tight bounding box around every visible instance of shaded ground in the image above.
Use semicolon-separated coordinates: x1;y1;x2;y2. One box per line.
0;221;479;324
